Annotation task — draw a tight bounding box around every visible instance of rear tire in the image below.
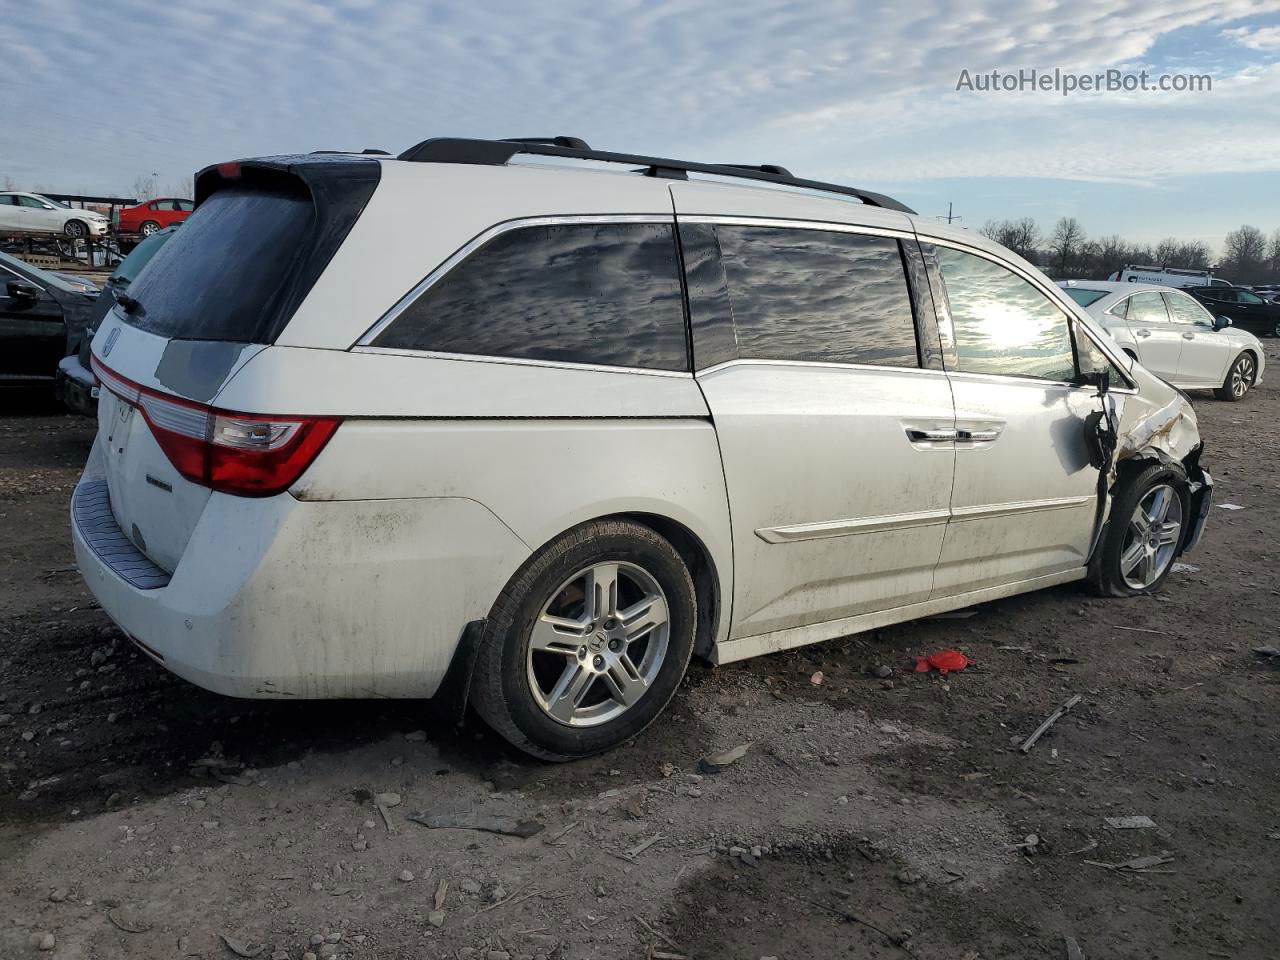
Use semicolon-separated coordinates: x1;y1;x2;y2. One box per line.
1087;463;1188;598
471;519;697;760
140;221;161;237
1214;352;1255;402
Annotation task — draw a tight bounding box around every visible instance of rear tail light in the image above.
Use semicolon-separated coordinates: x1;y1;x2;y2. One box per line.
91;356;340;497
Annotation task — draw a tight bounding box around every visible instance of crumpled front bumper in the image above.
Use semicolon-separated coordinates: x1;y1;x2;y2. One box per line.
1180;463;1213;555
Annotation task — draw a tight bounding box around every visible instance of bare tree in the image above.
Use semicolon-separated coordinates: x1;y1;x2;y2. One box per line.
1268;229;1280;277
162;178;194;200
978;217;1041;263
1;175;15;191
1221;225;1267;281
131;175;157;202
1049;217;1087;277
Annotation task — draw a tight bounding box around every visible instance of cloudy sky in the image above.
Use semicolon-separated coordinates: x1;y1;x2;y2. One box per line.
3;0;1279;252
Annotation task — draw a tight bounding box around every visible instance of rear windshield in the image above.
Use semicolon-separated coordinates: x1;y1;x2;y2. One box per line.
1063;288;1109;308
122;186;314;342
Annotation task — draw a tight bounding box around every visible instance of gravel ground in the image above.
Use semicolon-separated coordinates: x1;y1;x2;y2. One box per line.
2;345;1278;959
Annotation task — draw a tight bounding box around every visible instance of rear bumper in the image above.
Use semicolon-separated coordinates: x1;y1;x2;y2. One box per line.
71;442;530;699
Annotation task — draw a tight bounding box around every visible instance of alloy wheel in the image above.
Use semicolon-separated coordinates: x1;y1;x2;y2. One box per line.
1119;483;1183;590
1230;355;1255;399
525;561;670;728
64;220;86;239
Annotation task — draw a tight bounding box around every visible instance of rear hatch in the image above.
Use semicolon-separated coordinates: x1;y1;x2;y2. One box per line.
89;156;379;574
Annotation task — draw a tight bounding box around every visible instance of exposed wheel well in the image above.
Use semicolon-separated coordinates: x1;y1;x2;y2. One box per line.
617;512;721;660
1123;348;1138;361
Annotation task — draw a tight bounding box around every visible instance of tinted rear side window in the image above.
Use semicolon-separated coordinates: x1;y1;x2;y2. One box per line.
714;226;919;367
374;222;687;371
125;186;314;342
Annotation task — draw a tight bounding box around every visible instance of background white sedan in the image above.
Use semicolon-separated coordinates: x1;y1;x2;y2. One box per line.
0;192;110;238
1060;280;1265;401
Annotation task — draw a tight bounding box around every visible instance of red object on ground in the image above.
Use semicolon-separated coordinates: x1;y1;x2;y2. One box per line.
913;650;971;674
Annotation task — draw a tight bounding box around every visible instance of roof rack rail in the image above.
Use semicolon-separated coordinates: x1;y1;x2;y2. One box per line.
500;136;592;150
311;148;391;156
396;137;915;214
719;163;794;177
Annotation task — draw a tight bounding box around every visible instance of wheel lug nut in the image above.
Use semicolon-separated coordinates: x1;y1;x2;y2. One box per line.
604;619;617;630
577;646;587;660
609;639;621;652
593;655;605;670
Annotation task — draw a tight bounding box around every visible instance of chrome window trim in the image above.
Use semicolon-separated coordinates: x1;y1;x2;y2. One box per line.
351;344;694;379
354;214;676;348
695;357;948;378
677;215;914;241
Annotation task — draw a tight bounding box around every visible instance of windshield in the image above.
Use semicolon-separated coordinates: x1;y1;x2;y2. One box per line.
0;250;90;295
35;195;71;209
1063;288;1109;308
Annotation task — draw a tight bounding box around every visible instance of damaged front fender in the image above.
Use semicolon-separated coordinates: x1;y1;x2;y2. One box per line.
1089;372;1211;559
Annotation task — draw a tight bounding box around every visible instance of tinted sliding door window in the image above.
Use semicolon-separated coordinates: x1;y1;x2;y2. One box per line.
935;247;1075;381
373;222;687;371
713;226;920;368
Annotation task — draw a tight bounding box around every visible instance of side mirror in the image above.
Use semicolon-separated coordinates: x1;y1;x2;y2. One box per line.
6;280;40;301
1213;315;1232;331
1078;368;1111;396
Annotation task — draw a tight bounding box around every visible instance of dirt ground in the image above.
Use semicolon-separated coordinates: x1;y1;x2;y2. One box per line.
2;350;1279;960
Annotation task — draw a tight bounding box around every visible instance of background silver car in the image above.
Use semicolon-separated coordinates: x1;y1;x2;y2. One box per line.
1060;280;1265;401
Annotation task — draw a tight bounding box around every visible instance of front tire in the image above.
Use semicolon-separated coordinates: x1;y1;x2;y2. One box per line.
64;219;88;239
471;519;696;760
1214;352;1255;402
1088;463;1188;597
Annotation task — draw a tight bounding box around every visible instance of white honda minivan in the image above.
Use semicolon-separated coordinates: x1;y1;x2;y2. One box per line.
72;137;1213;759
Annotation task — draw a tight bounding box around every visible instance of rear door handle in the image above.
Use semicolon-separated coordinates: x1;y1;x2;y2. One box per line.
957;428;1001;442
1182;332;1195;340
1135;329;1151;337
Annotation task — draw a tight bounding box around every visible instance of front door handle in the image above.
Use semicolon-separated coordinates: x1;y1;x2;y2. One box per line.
1135;329;1151;337
906;427;957;442
957;428;1001;442
1182;332;1195;340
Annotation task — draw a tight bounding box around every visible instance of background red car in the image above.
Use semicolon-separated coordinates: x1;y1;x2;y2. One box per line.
117;197;194;236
